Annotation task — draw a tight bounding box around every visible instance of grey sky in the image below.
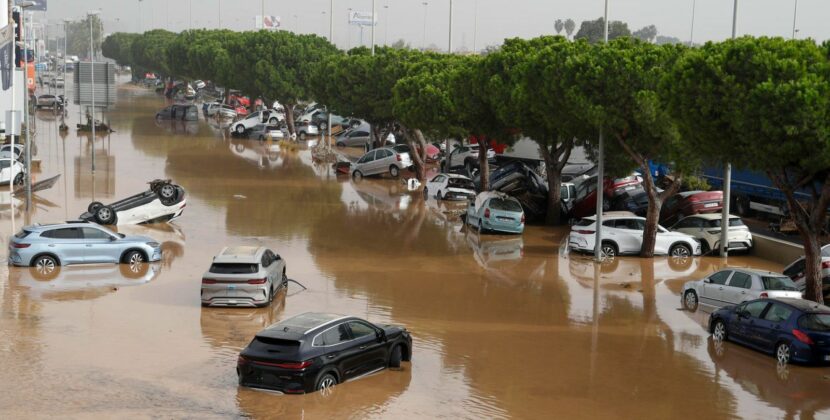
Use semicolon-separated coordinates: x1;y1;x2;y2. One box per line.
41;0;826;50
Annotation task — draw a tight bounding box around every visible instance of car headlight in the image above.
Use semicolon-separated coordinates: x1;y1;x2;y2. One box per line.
146;242;160;247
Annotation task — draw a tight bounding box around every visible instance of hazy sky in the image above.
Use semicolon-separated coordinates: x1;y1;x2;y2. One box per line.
38;0;827;50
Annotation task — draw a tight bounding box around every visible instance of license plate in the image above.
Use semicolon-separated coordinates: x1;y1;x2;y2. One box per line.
625;186;636;191
227;285;236;290
704;202;718;208
497;217;513;221
825;355;830;361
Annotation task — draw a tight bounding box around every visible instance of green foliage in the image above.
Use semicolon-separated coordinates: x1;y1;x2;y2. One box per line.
574;17;631;44
101;33;138;66
393;53;467;138
66;15;103;57
129;29;177;78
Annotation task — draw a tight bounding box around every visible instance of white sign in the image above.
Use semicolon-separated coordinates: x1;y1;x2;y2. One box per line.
256;15;281;30
349;11;377;26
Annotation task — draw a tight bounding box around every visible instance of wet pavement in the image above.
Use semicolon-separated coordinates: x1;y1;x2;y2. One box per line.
1;80;829;419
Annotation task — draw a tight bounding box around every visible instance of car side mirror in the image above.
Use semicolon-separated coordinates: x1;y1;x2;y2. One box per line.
376;329;386;342
109;236;117;241
703;278;711;283
737;309;749;319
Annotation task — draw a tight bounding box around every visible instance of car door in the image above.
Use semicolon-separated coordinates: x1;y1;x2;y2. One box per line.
373;149;392;174
349;131;370;147
345;320;387;374
722;271;754;305
610;219;645;254
82;227;120;263
361;150;379;175
701;270;733;306
653;225;675;255
427;175;444;195
755;303;794;352
730;300;770;345
42;227;87;264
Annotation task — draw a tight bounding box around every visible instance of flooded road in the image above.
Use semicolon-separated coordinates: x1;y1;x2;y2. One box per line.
1;81;828;419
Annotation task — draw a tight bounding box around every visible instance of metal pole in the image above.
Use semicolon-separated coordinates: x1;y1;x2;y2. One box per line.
690;0;696;46
138;0;142;33
327;0;332;152
473;0;477;54
189;0;192;30
261;0;265;29
347;8;352;49
63;20;68;123
792;0;798;39
22;11;30;210
422;2;428;50
384;5;389;45
371;0;375;55
89;14;95;173
448;0;452;53
218;0;221;28
721;0;737;257
593;0;609;262
10;3;16;231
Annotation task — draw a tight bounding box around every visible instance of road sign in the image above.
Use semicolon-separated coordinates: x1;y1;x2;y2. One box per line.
349;11;377;26
73;62;115;107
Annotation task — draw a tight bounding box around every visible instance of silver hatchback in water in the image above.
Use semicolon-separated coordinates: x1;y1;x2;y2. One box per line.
682;268;802;311
201;246;287;308
8;222;162;270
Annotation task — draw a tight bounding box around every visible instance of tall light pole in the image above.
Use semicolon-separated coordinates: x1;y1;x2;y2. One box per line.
63;19;69;118
383;5;389;45
261;0;265;29
327;0;333;152
347;8;353;49
138;0;143;33
720;0;737;258
689;0;696;46
21;8;32;209
88;10;100;173
791;0;798;39
421;2;428;50
473;0;478;54
447;0;453;53
371;0;376;55
11;1;36;224
218;0;222;28
189;0;192;30
593;0;609;262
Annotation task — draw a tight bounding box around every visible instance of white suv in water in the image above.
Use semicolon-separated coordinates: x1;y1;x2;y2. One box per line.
568;213;701;258
681;268;802;311
201;246;287;308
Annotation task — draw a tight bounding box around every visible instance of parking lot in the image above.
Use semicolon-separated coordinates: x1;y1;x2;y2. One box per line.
0;83;828;419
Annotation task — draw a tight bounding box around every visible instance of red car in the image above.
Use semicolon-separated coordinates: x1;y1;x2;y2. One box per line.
660;190;723;226
568;174;642;219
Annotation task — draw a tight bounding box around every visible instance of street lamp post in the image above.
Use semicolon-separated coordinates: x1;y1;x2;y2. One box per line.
448;0;453;53
328;0;333;152
371;0;376;55
63;19;69;119
473;0;478;54
11;1;36;223
720;0;738;258
422;2;428;51
218;0;221;29
261;0;265;29
593;0;609;262
21;8;31;209
792;0;798;39
347;8;352;49
88;10;100;173
689;0;696;46
138;0;143;33
383;5;389;45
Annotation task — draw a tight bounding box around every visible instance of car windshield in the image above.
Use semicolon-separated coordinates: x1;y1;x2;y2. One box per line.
705;218;745;228
209;263;258;274
761;276;798;291
448;178;474;189
575;219;594;227
489;198;522;212
799;314;830;331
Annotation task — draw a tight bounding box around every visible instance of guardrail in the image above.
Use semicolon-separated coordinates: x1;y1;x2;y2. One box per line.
751;234;804;265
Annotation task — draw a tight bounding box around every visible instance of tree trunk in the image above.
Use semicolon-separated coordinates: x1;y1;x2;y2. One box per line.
538;138;573;226
284;103;296;138
801;232;824;304
402;125;428;181
478;137;490;191
640;173;661;258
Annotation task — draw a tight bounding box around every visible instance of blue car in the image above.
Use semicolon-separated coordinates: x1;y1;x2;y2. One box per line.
709;298;830;365
466;192;525;234
8;222;162;272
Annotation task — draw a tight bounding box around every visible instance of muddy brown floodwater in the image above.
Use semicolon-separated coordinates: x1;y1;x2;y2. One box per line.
1;80;829;419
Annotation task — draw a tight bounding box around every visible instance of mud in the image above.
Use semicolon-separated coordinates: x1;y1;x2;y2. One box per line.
0;80;828;419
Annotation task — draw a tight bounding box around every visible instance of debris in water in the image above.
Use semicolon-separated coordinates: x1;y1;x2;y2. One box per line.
234;195;246;199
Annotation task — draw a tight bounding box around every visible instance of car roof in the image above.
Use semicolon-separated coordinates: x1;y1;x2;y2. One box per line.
213;246;265;263
583;211;639;221
258;312;349;340
24;221;100;231
678;190;704;197
683;213;740;220
765;297;830;313
723;268;787;277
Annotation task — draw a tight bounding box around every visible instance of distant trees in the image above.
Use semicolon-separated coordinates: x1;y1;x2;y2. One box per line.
564;19;576;39
633;25;658;43
66;15;104;57
554;19;564;35
574;17;631;43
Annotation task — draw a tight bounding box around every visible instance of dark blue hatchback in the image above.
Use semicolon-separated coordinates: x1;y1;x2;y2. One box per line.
709;298;830;365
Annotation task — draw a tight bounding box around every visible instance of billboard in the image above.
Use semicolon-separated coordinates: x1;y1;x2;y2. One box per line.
15;0;47;11
74;62;116;107
348;11;377;26
255;15;281;30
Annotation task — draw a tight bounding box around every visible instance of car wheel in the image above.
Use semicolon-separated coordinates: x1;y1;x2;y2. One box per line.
389;345;403;368
352;170;363;181
336;142;345;148
282;271;288;289
478;220;484;233
269;118;278;125
712;319;727;342
776;342;791;365
87;201;104;214
158;183;177;200
95;205;117;224
31;255;58;275
299;131;307;141
670;243;692;258
701;240;711;255
683;290;699;311
600;242;617;259
389;166;400;178
123;250;145;265
235;124;245;134
437;191;443;200
13;173;24;186
316;373;337;393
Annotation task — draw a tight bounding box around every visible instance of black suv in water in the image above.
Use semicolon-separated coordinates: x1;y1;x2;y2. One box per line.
237;312;412;394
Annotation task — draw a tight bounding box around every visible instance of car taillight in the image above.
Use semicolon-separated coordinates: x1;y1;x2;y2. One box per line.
247;278;267;284
822;261;830;269
396;154;401;162
273;360;313;369
793;329;815;345
11;243;30;248
485;208;490;219
575;230;594;235
759;292;768;298
237;355;249;365
202;278;217;284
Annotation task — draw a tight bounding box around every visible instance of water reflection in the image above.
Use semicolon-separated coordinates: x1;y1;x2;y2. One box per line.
7;262;161;301
228;138;282;170
200;290;286;352
112;223;186;269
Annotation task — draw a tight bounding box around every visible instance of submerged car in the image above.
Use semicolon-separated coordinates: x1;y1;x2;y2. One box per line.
568;213;701;258
351;147;413;180
709;298;830;365
660;190;724;226
682;268;802;311
8;221;162;269
466;192;525;234
156;104;199;121
0;158;24;186
670;213;753;254
783;246;830;300
79;179;186;225
424;173;476;201
201;246;287;308
249;124;285;141
237;312;412;394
